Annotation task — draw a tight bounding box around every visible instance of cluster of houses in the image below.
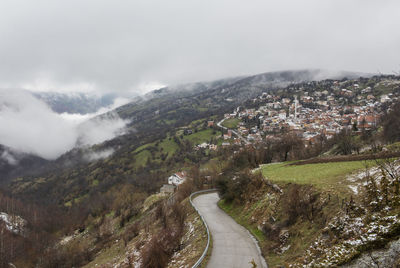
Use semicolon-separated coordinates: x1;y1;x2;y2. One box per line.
221;78;400;145
161;77;400;193
195;142;218;151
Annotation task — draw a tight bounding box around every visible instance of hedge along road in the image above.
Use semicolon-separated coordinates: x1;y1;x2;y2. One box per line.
193;192;268;268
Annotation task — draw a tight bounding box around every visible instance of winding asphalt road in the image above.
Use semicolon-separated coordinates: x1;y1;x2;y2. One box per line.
193;192;267;268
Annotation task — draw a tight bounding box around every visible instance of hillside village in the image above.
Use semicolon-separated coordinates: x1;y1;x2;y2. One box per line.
219;76;400;145
165;76;400;191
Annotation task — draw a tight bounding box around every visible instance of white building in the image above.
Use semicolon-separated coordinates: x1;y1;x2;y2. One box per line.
168;172;187;186
278;112;287;120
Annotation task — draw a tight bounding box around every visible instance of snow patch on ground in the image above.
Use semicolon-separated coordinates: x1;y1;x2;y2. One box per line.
348;185;359;195
346;166;382;195
0;212;26;235
346;167;379;183
300;211;400;266
60;234;74;245
343;237;400;268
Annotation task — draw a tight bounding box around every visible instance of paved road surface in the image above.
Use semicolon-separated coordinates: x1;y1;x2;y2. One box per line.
193;193;267;268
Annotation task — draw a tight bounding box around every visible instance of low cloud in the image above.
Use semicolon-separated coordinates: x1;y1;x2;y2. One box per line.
58;96;131;124
83;148;115;162
77;113;127;146
0;90;128;159
0;150;18;165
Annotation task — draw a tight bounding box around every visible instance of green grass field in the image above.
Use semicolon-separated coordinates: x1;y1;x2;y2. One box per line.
133;135;179;167
133;142;152;153
221;118;240;129
158;137;179;155
131;129;222;169
156;118;177;125
135;150;152;167
188;118;205;128
183;129;221;145
261;160;374;195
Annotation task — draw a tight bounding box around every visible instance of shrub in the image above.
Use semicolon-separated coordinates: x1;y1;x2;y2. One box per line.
282;184;323;226
122;222;140;246
141;234;170;268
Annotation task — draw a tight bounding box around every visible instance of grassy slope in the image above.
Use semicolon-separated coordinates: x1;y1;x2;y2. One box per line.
159;137;179;155
261;160;374;197
183;129;222;145
221;118;240;129
132;135;180;168
135;150;152;167
129;128;222;172
134;136;179;155
132;127;221;169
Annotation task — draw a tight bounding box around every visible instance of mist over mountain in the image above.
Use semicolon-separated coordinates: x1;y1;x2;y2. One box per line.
33;92;119;114
139;69;372;106
0;89;129;160
0;145;48;181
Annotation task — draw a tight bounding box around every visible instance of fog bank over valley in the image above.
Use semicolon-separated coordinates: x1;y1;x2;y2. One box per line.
0;90;129;160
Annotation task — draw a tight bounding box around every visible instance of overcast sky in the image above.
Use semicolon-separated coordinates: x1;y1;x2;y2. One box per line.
0;0;399;94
